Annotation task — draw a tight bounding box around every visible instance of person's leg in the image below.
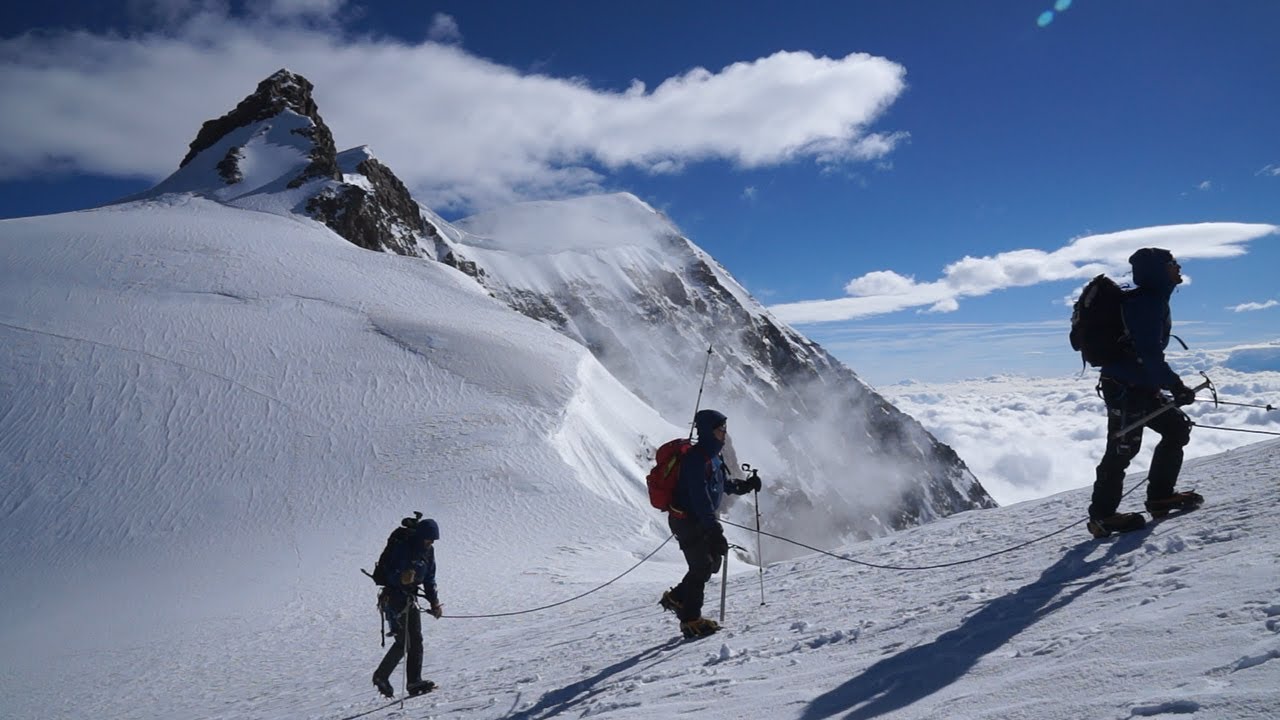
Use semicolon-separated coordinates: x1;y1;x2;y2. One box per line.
672;524;719;621
405;608;424;683
373;596;407;688
1090;382;1145;519
1144;403;1193;501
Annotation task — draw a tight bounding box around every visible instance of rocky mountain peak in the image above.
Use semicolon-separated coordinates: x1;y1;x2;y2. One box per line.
178;69;339;187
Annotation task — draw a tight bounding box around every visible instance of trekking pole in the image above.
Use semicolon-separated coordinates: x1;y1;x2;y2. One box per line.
402;596;413;707
689;345;714;438
1112;377;1212;438
719;547;729;623
742;463;765;606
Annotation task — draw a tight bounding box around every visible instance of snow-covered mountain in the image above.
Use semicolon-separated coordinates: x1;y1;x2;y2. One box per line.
446;194;995;550
129;69;992;555
0;190;678;668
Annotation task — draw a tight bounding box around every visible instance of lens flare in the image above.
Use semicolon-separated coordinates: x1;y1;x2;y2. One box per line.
1037;10;1054;27
1055;0;1073;10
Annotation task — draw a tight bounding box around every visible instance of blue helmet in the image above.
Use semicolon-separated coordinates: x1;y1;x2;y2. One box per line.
413;517;440;541
694;409;727;439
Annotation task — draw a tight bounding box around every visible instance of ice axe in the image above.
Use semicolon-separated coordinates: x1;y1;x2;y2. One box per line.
1112;373;1214;438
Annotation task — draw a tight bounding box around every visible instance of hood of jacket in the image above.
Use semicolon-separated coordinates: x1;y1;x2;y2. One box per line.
1129;247;1178;292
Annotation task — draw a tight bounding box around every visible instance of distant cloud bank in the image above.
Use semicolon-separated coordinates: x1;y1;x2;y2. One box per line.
0;6;906;211
770;222;1280;324
884;343;1280;504
1229;299;1279;312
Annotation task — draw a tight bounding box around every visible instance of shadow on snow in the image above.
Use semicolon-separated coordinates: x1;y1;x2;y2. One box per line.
801;532;1148;720
500;637;685;720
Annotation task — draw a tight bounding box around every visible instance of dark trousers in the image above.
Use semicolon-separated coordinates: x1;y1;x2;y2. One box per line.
667;514;723;622
374;593;423;685
1091;379;1192;519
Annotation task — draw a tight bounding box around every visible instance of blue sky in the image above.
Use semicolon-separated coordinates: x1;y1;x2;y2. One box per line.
2;0;1277;384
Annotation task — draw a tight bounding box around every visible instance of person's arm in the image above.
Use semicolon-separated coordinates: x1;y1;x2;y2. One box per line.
420;548;440;606
421;547;443;617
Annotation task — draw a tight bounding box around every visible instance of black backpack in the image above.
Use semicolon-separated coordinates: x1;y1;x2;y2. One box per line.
1069;274;1134;367
370;512;422;586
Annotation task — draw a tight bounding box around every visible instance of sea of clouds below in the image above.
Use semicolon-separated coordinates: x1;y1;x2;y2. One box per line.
882;342;1280;506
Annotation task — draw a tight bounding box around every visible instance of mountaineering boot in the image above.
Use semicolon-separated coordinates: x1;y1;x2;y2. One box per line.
1087;512;1146;539
1145;491;1204;518
659;588;683;614
372;674;394;698
406;679;436;697
680;617;721;639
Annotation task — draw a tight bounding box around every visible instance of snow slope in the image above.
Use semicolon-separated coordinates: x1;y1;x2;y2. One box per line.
0;195;682;664
5;431;1278;719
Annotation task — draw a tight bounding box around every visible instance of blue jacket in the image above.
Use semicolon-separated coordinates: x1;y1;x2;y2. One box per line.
385;539;439;605
1101;249;1181;390
675;437;752;528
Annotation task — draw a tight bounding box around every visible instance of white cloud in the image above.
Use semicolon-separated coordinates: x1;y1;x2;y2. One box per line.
844;269;918;296
0;13;906;211
1197;180;1212;191
427;12;462;44
925;298;959;314
741;186;757;202
1229;299;1278;312
770;222;1280;324
1258;164;1280;177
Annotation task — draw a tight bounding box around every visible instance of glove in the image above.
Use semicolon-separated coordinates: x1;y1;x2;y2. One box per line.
1171;383;1196;407
744;474;762;493
428;602;444;619
708;525;729;556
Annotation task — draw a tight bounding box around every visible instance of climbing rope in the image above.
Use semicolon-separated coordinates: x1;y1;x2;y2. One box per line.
1192;423;1280;436
440;534;675;619
721;476;1153;572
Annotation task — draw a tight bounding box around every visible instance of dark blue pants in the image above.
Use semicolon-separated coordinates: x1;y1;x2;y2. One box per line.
375;591;423;685
1091;379;1192;519
667;514;723;622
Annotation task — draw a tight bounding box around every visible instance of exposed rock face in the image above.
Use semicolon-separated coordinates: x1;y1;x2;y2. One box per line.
170;70;469;260
215;146;244;184
306;157;437;256
179;69;340;187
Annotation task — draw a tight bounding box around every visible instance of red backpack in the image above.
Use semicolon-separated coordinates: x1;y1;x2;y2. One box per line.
646;438;705;513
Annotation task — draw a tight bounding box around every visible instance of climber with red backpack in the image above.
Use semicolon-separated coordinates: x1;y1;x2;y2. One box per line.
652;409;760;638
